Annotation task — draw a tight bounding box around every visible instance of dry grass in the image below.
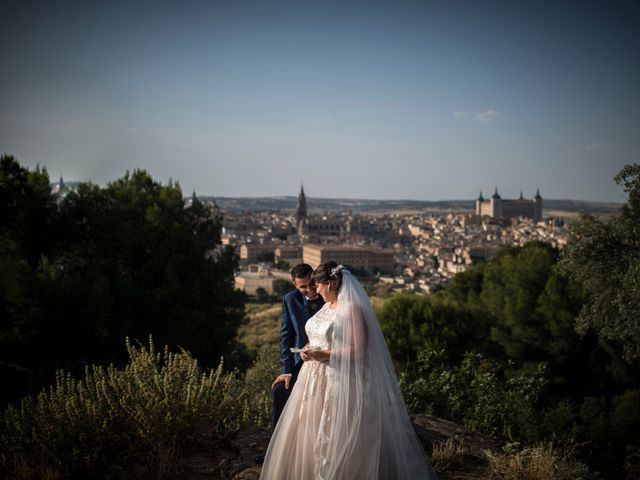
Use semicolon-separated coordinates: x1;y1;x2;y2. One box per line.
238;303;281;353
431;438;466;472
484;442;593;480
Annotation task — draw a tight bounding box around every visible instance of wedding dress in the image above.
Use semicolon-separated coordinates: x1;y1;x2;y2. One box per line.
260;270;438;479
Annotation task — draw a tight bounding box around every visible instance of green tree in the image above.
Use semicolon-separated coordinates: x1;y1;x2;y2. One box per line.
377;292;482;370
256;250;275;263
0;155;55;267
0;160;247;405
255;287;271;303
0;156;57;403
275;260;290;271
48;170;245;367
272;278;293;298
560;163;640;363
480;243;582;360
477;242;598;395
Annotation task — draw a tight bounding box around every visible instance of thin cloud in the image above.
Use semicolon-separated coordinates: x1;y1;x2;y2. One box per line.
304;116;338;125
474;109;499;123
453;109;499;123
586;142;616;152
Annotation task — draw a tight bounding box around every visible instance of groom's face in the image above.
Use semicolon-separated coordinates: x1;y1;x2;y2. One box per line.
293;274;318;300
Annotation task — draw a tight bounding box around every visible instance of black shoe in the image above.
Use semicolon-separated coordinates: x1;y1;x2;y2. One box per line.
254;453;265;464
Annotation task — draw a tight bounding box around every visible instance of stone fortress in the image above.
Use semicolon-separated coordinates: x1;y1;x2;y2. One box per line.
475;187;543;222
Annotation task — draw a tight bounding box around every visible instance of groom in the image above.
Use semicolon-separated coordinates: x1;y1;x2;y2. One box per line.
255;263;323;463
271;263;324;429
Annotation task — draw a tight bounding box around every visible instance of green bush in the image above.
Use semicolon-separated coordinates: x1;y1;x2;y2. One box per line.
579;390;640;476
0;337;247;479
538;400;581;444
401;350;547;443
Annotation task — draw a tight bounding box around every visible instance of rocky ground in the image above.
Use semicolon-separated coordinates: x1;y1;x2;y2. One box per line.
166;415;495;480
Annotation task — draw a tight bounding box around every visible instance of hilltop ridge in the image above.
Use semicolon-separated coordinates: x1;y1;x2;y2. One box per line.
202;196;621;216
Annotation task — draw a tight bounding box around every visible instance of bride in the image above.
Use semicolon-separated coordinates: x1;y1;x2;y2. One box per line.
260;262;438;479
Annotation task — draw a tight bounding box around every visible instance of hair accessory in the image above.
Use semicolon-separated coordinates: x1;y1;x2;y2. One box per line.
330;264;344;277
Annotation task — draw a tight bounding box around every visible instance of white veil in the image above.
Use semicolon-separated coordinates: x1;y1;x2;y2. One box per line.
315;269;438;479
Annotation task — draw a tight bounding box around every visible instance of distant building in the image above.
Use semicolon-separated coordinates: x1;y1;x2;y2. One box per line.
50;176;78;203
476;188;542;221
306;215;343;237
234;265;290;295
295;185;348;240
274;245;303;268
302;244;395;274
239;243;277;265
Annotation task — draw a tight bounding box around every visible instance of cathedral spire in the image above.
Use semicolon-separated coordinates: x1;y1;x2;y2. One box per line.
535;187;542;199
297;183;307;224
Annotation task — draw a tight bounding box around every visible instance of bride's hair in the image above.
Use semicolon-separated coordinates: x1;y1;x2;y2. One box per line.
312;262;343;294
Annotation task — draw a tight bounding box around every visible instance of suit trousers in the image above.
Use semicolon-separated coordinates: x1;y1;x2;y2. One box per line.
271;361;303;432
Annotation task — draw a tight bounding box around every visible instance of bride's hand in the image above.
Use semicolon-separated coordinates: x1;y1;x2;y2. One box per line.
300;350;311;361
306;349;330;363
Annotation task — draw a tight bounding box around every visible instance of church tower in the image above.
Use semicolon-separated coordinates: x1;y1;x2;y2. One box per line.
491;187;502;218
533;187;543;222
296;184;308;238
475;190;484;215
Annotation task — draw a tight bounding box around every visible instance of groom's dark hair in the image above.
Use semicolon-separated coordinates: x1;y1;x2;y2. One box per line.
291;263;313;280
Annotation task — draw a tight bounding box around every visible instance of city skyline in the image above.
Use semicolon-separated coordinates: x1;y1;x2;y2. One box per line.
1;1;638;203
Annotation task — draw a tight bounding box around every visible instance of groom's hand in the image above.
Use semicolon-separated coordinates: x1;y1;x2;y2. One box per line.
272;374;292;390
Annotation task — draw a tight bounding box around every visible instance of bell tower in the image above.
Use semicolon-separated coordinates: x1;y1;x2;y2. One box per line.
296;184;308;238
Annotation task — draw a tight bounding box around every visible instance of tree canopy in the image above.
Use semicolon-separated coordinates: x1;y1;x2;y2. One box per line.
0;155;246;405
560;163;640;362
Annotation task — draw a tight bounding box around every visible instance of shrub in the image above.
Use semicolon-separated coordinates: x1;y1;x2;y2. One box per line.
485;441;594;480
400;350;547;443
243;344;281;429
430;438;465;473
0;337;247;478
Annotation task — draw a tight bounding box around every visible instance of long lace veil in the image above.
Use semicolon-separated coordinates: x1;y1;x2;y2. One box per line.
316;269;438;479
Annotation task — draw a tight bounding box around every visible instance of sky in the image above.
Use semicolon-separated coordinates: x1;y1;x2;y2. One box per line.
1;0;638;202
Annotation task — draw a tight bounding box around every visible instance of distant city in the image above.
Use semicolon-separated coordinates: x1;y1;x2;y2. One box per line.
50;177;624;297
209;185;621;297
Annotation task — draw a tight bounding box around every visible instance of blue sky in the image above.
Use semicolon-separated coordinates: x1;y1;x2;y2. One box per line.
1;0;638;202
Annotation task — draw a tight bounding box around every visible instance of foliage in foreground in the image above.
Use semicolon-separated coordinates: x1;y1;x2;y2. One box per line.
243;344;281;429
401;350;549;444
0;155;246;407
484;441;594;480
560;163;640;363
0;338;261;479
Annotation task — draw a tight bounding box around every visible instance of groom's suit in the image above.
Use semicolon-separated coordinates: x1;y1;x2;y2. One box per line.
272;288;324;430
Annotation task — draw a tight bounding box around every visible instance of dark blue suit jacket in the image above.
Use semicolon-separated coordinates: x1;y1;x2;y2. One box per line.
280;289;319;374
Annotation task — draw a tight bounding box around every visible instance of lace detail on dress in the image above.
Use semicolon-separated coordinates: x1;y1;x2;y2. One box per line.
306;304;336;480
305;303;335;349
314;401;331;480
300;305;336;423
